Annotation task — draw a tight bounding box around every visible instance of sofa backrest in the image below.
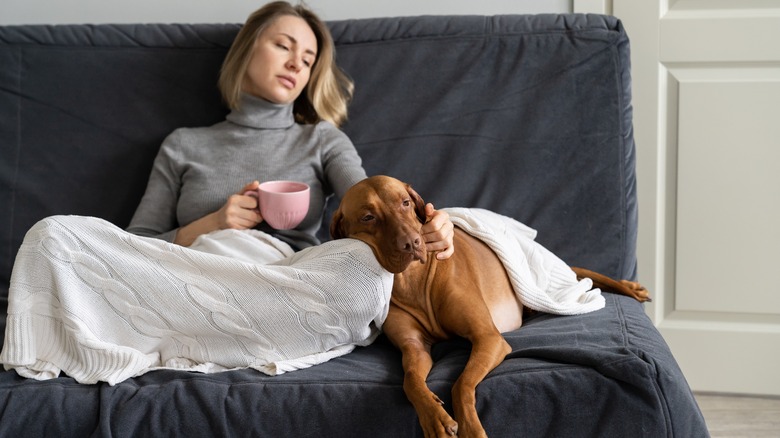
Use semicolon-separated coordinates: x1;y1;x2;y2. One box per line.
0;15;637;329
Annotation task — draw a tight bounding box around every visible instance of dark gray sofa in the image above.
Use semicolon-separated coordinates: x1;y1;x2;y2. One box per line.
0;14;709;437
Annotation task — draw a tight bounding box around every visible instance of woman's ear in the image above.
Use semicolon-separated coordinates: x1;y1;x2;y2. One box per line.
406;184;427;224
330;209;346;239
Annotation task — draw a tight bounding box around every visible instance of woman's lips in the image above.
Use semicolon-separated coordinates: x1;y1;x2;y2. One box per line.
278;75;296;89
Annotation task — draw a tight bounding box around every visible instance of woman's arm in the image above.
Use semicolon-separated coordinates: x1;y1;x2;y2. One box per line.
126;134;185;242
173;181;263;246
127;131;263;246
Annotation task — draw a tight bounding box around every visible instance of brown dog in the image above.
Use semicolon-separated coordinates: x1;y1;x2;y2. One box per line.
330;175;650;438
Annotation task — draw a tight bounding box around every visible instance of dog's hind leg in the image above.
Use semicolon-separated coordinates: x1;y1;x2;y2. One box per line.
572;267;651;302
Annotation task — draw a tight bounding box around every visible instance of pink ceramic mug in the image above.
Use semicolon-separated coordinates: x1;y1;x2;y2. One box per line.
245;181;310;230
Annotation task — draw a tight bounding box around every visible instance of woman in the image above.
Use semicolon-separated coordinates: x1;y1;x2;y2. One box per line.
127;1;455;256
1;1;453;384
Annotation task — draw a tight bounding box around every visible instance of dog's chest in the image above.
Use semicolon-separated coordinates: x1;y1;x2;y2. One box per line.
391;261;451;340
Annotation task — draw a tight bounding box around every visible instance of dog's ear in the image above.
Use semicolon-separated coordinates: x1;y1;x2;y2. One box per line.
330;209;346;239
405;184;427;224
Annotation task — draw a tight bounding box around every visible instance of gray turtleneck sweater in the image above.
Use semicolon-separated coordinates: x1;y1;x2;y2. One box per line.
127;94;366;249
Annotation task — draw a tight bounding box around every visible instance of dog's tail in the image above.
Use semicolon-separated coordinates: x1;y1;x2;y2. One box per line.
572;267;651;303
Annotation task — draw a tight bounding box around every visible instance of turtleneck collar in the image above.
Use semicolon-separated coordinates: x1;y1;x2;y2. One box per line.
226;93;296;129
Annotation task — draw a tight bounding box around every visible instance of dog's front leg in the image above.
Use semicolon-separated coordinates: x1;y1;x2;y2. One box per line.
401;338;459;437
450;331;510;438
385;314;458;437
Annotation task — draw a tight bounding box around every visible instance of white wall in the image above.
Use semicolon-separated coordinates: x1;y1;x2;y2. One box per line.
0;0;571;25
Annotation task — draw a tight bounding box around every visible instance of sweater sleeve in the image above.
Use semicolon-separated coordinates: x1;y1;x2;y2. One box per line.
318;122;366;199
126;131;184;242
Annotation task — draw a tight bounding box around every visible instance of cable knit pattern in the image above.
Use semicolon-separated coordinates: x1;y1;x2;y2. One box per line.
2;209;603;385
445;208;605;315
1;216;392;384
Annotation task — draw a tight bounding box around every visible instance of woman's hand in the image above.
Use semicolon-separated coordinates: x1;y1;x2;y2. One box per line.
421;203;455;260
213;181;264;230
173;181;264;246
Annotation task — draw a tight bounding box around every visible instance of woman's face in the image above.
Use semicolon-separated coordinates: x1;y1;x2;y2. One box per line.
243;15;318;104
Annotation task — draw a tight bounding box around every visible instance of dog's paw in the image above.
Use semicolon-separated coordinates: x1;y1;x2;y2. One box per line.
418;405;458;437
446;422;459;436
453;414;488;438
457;425;488;438
420;416;458;438
620;280;652;302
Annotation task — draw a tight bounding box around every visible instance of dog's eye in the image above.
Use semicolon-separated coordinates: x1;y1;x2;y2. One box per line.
361;214;375;223
402;199;411;207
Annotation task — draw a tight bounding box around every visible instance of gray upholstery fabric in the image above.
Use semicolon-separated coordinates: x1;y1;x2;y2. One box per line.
0;15;707;437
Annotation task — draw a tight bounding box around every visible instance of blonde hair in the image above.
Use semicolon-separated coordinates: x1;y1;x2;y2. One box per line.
218;1;354;127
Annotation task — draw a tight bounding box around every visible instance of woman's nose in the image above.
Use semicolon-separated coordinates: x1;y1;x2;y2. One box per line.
286;55;302;72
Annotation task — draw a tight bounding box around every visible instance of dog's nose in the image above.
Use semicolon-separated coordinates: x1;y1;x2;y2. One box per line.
398;234;422;253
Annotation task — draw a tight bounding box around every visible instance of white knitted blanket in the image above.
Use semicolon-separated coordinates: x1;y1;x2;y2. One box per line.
1;209;603;385
444;208;605;315
0;216;393;384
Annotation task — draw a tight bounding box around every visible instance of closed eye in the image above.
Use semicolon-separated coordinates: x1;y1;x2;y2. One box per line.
361;214;375;223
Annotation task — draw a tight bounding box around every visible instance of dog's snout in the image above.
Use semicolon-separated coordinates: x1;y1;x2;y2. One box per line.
398;234;422;253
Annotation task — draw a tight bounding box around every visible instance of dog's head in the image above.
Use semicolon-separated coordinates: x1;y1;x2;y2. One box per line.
331;175;428;273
